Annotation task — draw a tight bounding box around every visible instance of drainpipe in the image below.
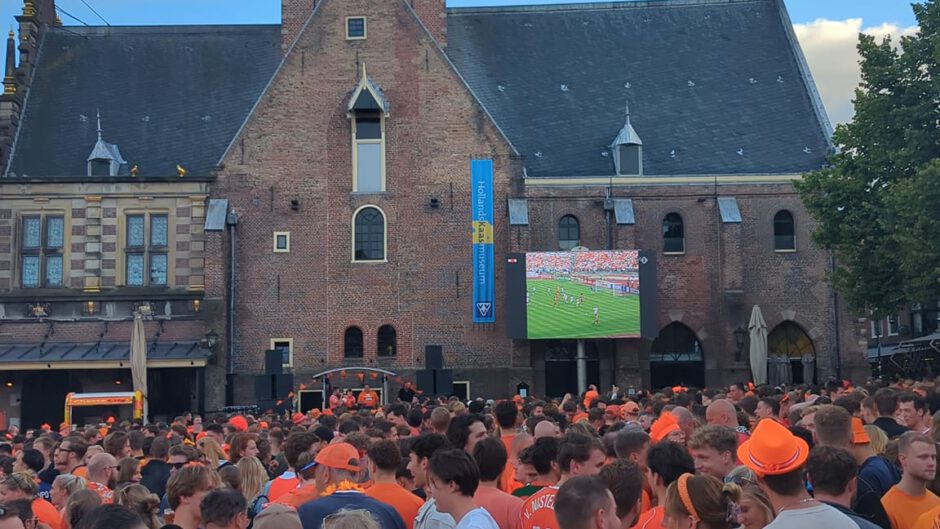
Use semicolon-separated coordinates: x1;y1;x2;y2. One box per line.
829;252;842;379
226;209;238;404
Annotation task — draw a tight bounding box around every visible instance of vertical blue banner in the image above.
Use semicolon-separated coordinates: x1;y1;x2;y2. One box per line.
471;159;495;323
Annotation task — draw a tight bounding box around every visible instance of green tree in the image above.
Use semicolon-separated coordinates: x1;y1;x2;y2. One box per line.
797;1;940;317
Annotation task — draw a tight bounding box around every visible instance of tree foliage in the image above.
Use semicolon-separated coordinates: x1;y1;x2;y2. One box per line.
797;1;940;317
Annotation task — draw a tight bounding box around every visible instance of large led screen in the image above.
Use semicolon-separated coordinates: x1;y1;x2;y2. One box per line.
520;250;642;339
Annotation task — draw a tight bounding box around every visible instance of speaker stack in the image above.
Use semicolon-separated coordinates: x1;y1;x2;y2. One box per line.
255;349;294;412
416;345;453;396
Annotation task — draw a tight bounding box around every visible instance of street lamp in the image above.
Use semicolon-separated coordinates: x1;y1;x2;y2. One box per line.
202;330;220;352
733;326;748;362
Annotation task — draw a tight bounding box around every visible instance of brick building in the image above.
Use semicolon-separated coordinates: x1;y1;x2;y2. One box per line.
0;0;873;424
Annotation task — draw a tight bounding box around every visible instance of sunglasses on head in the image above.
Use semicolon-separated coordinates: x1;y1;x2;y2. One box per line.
170;462;187;470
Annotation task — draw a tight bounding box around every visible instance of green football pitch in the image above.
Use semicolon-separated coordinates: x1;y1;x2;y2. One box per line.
526;278;641;339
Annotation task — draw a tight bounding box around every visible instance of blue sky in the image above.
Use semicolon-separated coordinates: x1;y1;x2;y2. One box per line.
0;0;917;28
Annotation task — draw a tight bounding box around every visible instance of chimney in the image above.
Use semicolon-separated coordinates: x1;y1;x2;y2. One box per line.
410;0;446;47
282;0;316;51
15;0;56;88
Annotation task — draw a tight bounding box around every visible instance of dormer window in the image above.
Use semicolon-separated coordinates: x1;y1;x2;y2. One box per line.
346;17;366;40
610;102;642;176
86;111;126;177
348;64;389;193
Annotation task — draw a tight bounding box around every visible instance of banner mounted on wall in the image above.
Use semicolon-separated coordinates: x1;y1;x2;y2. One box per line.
471;159;495;324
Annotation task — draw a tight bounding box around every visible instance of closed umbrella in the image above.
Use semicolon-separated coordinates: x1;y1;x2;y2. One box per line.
748;305;768;385
131;312;148;424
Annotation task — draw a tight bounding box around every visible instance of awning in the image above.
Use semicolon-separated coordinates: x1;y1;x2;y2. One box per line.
867;344;900;360
0;341;211;370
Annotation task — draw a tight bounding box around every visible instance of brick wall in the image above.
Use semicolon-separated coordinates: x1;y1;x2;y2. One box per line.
214;0;521;398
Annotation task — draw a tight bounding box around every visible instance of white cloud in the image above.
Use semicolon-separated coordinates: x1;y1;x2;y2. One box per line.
793;19;919;125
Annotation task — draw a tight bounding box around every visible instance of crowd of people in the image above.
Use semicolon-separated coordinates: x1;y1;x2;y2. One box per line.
525;251;639;275
0;377;938;529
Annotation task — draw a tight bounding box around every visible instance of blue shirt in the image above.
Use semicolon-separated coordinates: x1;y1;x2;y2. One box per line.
297;491;405;529
854;455;900;529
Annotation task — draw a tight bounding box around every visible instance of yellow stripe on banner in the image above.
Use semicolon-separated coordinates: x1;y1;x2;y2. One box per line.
472;221;494;244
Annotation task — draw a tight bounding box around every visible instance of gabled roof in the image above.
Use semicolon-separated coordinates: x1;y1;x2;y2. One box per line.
6;25;281;178
446;0;832;177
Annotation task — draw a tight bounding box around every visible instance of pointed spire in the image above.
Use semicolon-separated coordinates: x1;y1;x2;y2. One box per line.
3;28;15;96
611;99;641;147
96;109;102;141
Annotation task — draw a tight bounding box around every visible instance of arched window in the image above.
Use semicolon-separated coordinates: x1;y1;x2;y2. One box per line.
353;206;385;261
558;215;580;250
343;326;364;358
768;321;815;384
774;210;795;251
650;323;703;362
663;213;684;254
377;325;397;357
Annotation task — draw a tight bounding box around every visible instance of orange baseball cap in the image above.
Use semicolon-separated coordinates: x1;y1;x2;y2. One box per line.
738;418;809;477
292;412;305;425
605;405;621;418
852;417;870;445
572;412;589;424
621;401;641;418
313;443;361;472
309;408;322;419
649;413;680;443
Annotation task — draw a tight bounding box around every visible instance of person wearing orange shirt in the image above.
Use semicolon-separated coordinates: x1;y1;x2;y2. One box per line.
494;400;525;492
883;432;940;529
273;452;320;509
358;384;380;409
473;438;523;529
583;385;600;410
366;440;424;529
85;453;118;504
53;438;87;478
265;431;318;502
520;433;606;529
630;440;694;529
0;472;62;529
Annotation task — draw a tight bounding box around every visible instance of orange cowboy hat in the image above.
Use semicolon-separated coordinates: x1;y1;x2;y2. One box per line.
738;418;809;477
649;412;680;443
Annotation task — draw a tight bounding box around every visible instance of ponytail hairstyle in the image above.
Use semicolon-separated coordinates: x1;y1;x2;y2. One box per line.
114;483;162;529
663;473;741;529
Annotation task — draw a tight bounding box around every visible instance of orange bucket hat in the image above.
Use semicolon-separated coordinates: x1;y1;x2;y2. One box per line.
852;417;870;445
738;418;809;476
650;412;680;443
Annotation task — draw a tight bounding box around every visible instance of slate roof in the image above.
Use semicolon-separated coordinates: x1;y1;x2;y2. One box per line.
446;0;833;177
0;341;211;364
6;25;281;177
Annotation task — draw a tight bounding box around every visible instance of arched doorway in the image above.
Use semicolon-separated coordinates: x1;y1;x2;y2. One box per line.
767;321;816;385
649;323;704;389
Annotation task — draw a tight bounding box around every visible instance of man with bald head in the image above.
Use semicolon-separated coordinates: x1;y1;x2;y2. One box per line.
533;419;562;439
671;407;695;440
86;452;117;502
706;399;749;444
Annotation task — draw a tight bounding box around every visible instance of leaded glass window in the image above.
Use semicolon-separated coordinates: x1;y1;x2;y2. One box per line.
23;218;41;249
45;255;63;286
127;215;145;247
21;255;39;288
126;254;145;286
150;215;168;248
20;216;65;288
46;217;64;248
150;254;167;285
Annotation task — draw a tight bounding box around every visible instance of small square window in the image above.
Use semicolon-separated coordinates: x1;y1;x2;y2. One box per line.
274;232;290;253
347;17;366;39
272;339;293;368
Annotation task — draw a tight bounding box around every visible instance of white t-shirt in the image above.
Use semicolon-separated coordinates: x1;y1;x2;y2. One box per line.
456;508;499;529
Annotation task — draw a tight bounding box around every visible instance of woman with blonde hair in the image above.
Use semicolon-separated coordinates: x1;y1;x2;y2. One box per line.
237;456;270;515
725;467;774;529
865;425;889;455
114;483;162;529
322;509;380;529
663;473;740;529
51;474;86;511
198;437;227;469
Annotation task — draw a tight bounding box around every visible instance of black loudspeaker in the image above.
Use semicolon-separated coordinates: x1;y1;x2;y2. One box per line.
257;399;278;413
264;350;283;375
275;374;294;398
425;345;444;369
254;375;274;400
416;370;435;394
435;369;453;396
